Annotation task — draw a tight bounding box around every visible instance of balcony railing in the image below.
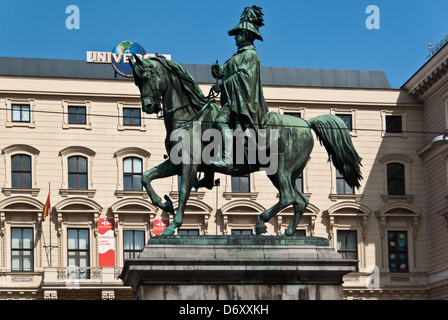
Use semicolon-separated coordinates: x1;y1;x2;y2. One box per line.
42;267;123;284
57;267;99;280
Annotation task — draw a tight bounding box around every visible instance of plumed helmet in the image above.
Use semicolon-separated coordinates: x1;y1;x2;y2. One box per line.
228;5;264;41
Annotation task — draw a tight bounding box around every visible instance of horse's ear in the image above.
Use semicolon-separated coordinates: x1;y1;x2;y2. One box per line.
129;55;134;68
133;54;144;65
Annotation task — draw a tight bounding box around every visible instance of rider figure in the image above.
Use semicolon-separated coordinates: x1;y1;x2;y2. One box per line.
211;5;268;169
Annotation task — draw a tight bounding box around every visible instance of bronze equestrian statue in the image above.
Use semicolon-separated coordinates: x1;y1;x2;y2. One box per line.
128;6;362;236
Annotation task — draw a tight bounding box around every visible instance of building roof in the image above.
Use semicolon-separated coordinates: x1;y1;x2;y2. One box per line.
401;42;448;94
0;56;391;89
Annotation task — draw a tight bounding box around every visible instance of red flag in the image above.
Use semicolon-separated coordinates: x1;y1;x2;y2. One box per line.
43;190;50;221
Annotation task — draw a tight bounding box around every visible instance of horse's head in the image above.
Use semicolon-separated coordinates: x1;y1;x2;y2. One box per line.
129;54;164;114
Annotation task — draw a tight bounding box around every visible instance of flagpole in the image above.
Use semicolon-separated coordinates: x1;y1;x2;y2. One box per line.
43;183;56;268
48;182;51;267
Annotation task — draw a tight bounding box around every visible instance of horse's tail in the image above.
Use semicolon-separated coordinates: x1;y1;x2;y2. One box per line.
308;115;363;189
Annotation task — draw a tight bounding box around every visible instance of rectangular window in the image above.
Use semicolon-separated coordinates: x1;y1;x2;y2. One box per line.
385;115;402;133
123;157;143;190
231;229;253;235
337;230;358;260
11;154;32;188
123;230;145;259
336;168;354;194
295;172;303;193
336;114;352;131
231;175;250;192
12;104;30;123
294;229;306;237
387;163;405;195
68;106;87;124
284;112;301;118
11;228;34;272
68;156;88;190
177;229;200;236
123;108;141;126
388;231;409;273
67;229;90;279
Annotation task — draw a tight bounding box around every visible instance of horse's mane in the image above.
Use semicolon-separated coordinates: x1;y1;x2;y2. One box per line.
148;57;209;111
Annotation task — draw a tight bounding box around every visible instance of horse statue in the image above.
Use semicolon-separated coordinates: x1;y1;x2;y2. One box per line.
129;54;362;236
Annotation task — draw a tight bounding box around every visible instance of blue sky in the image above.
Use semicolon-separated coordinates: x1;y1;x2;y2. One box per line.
0;0;447;88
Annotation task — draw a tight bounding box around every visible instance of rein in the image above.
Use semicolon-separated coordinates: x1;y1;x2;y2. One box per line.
157;82;219;126
139;57;220;126
161;98;215;127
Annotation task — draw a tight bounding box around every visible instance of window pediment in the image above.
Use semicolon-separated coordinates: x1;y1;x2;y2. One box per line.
55;197;102;213
114;147;150;159
375;203;421;218
110;198;158;213
219;200;265;216
171;199;212;215
0;196;44;211
375;203;421;242
324;202;371;242
2;144;40;156
379;154;412;164
218;200;265;235
165;199;212;235
324;201;371;217
279;203;319;216
59;146;96;157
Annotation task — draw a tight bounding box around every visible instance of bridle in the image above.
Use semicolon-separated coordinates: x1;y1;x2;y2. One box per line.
141;64;220;125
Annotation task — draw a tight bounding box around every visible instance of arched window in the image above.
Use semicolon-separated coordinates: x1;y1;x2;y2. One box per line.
113;147;150;197
387;163;405;195
219;200;265;235
123;157;143;191
11;154;32;189
68;156;88;190
376;203;421;274
379;154;413;201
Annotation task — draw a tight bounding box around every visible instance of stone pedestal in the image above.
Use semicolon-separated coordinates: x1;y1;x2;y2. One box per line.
120;235;357;300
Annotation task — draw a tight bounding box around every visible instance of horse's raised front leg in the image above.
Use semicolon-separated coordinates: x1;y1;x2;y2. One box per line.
162;164;199;235
141;160;179;214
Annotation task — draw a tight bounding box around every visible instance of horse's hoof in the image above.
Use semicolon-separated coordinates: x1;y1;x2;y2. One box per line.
255;225;267;235
163;195;175;214
166;202;174;214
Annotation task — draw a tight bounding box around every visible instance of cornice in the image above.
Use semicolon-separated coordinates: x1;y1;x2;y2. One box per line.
404;45;448;97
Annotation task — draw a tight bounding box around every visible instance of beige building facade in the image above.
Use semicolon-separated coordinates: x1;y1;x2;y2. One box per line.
0;56;431;300
403;42;448;300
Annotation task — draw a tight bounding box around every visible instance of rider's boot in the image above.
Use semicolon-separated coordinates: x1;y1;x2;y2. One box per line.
210;124;233;170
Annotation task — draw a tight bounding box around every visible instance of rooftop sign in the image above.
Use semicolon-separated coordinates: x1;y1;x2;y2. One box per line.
87;40;171;77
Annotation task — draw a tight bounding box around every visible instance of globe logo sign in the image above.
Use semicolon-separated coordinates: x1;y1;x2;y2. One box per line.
86;42;171;78
111;41;146;77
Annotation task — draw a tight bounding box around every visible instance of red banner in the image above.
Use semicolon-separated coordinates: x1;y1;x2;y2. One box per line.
153;219;169;236
98;218;115;267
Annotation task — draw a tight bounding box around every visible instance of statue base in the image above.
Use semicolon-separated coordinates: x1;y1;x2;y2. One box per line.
120;235;356;300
